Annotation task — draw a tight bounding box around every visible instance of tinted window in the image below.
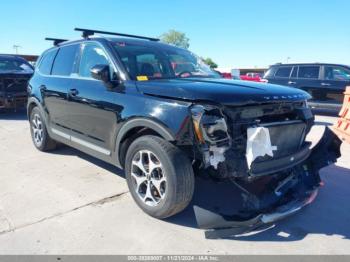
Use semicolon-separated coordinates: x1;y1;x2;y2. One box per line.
38;49;58;75
275;67;292;78
263;67;277;78
291;66;298;78
298;66;320;79
79;43;110;78
325;66;350;81
51;44;79;76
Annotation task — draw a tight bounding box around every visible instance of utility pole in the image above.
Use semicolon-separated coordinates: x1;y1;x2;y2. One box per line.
13;45;21;54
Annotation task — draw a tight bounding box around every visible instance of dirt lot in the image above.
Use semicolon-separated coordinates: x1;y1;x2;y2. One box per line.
0;110;349;254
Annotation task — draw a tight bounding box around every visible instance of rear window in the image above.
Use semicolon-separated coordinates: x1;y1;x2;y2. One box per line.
38;49;57;75
275;67;292;78
298;66;320;79
51;44;79;76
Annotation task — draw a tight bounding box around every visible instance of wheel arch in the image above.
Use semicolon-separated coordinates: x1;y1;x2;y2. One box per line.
115;118;176;168
27;97;42;119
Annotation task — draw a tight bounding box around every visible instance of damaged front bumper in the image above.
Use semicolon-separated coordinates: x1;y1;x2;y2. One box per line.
194;126;342;238
194;188;318;239
0;92;27;110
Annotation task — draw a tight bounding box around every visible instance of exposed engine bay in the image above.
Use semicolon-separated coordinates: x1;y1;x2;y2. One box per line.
190;101;342;238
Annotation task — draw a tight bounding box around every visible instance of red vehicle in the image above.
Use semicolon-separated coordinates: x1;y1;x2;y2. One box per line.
240;72;264;82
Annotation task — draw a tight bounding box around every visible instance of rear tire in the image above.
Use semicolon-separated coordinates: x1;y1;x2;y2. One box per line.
125;135;195;219
29;107;57;151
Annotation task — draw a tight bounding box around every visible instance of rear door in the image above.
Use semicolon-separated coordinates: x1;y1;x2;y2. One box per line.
321;65;350;103
295;65;322;100
40;44;79;133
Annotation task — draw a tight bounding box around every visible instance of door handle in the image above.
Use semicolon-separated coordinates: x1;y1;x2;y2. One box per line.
321;83;331;87
288;81;296;85
68;88;79;96
39;85;47;91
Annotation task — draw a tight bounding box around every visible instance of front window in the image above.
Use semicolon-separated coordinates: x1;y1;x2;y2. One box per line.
112;41;220;80
263;67;277;78
325;66;350;81
79;43;112;78
275;67;292;78
0;57;33;73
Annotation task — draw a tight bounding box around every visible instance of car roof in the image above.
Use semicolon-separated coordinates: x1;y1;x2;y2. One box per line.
48;36;183;51
271;63;350;68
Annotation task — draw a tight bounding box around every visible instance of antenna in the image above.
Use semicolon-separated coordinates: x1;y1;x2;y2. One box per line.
45;38;68;46
74;28;160;41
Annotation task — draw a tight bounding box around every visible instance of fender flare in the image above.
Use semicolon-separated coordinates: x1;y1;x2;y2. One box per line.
114;118;175;166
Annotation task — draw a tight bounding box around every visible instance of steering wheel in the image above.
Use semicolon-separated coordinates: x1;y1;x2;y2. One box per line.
177;71;193;78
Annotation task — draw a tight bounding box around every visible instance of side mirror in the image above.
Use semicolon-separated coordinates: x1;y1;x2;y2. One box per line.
90;64;111;83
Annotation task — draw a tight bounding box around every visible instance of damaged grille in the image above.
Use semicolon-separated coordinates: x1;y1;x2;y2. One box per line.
2;78;29;93
218;102;312;178
260;120;306;158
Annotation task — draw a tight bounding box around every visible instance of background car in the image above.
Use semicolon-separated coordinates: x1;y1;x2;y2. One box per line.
0;55;34;111
263;63;350;110
240;72;264;82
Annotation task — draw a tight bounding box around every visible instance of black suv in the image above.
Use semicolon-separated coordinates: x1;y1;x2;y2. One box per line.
27;29;341;230
0;55;34;111
264;63;350;110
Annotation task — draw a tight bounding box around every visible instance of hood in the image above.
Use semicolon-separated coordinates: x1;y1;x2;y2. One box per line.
0;71;33;78
136;78;311;105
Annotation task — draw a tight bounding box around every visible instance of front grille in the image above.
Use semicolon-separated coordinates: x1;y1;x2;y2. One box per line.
258;120;306;159
2;78;29;93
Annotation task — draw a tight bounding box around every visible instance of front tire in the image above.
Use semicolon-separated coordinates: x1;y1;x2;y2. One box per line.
29;107;57;151
125;135;195;219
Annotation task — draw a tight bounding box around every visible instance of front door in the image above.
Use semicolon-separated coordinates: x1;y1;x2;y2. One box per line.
321;65;350;103
66;42;122;156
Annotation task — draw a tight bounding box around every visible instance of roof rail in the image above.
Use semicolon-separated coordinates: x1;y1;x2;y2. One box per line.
74;27;160;42
45;38;69;46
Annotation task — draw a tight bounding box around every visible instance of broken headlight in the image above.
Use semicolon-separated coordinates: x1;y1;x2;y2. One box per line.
190;104;230;145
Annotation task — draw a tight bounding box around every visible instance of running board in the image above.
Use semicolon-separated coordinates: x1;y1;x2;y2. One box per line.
51;128;111;156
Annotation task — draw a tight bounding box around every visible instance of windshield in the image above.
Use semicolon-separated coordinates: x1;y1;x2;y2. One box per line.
0;57;34;73
112;41;220;80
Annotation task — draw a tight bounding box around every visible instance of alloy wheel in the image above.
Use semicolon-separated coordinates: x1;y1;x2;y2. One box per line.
131;150;166;207
31;113;44;147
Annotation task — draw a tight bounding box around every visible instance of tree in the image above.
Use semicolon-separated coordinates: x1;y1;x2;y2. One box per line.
160;30;190;49
202;57;218;69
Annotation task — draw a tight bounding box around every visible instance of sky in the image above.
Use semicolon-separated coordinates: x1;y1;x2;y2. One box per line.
1;0;349;69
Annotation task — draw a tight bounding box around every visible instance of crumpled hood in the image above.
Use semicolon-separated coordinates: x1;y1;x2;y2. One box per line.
136;78;311;105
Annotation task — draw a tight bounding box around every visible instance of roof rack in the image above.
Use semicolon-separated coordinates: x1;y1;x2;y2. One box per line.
74;27;160;42
45;37;69;46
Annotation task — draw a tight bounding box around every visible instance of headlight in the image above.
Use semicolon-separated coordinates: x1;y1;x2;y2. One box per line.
190;105;230;144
